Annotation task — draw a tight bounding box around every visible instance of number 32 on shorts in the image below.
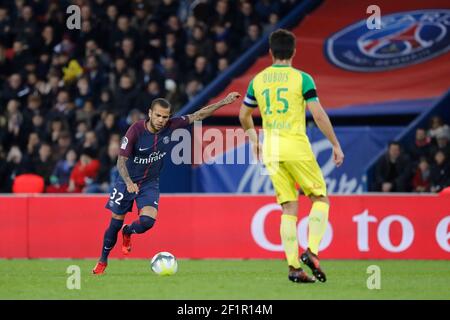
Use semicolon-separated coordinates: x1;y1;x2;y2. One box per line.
110;188;124;205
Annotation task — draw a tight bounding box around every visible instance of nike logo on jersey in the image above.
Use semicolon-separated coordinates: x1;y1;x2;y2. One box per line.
154;201;158;205
139;147;151;151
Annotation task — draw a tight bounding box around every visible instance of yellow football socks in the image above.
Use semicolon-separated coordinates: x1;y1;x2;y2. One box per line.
308;201;330;255
280;214;301;268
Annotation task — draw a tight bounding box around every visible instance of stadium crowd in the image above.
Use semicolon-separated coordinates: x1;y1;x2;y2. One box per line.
0;0;300;193
372;115;450;193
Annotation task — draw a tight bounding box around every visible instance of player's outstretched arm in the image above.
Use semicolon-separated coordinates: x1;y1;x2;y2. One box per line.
307;100;344;167
187;92;241;124
117;155;139;194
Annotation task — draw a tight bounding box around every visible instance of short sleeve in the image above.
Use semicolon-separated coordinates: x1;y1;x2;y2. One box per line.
301;72;319;102
119;123;139;157
243;79;258;108
169;116;191;129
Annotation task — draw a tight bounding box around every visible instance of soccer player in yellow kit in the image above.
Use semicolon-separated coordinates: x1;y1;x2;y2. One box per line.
239;29;344;283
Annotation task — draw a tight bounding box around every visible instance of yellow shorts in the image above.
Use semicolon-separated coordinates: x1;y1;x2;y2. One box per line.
265;159;327;204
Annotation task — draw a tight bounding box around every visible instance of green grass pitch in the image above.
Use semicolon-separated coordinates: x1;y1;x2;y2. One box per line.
0;259;449;300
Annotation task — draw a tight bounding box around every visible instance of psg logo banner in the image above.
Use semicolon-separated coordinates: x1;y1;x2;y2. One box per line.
325;9;450;72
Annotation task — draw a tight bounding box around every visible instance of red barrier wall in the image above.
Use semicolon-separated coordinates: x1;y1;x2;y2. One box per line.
1;194;449;259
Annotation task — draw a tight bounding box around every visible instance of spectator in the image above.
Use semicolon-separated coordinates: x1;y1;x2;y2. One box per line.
255;0;281;23
48;148;77;193
187;55;213;86
430;126;450;158
47;117;68;145
74;77;92;108
113;74;139;119
2;73;30;105
430;151;450;193
95;112;119;147
240;23;261;53
180;41;198;75
31;113;46;140
211;0;234;29
110;56;131;90
263;13;280;34
137;57;165;91
51;130;72;163
25;131;40;161
40;25;57;55
235;1;259;37
141;18;163;61
409;127;431;162
131;3;151;35
68;147;100;193
162;56;181;83
212;40;235;68
412;158;431;193
85;141;120;193
84;54;107;98
0;7;12;48
109;15;138;53
216;57;229;73
79;130;99;154
76;99;98;129
374;141;412;192
98;88;113;113
4;145;28;192
190;23;213;59
74;121;89;147
31;142;54;187
428;116;449;141
119;37;140;70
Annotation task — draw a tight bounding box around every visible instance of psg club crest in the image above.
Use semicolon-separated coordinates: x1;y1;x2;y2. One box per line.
325;9;450;72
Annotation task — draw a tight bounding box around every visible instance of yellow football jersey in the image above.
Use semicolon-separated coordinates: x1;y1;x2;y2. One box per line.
244;64;319;161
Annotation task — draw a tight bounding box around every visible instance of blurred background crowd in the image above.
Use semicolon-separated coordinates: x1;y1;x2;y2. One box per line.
0;0;300;193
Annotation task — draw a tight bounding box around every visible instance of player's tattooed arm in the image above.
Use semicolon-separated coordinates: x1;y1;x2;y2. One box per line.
187;92;241;123
117;155;139;194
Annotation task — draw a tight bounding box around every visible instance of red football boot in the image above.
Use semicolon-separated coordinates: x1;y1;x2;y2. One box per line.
122;224;132;255
92;261;107;275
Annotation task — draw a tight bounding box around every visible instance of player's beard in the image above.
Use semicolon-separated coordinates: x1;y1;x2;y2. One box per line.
150;118;163;132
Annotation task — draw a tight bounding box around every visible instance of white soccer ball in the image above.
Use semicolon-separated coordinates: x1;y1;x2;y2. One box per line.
150;251;178;276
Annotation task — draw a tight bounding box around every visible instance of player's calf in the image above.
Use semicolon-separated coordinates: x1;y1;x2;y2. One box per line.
123;215;155;235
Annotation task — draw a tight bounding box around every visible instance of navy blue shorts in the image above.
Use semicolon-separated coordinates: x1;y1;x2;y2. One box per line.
105;180;159;215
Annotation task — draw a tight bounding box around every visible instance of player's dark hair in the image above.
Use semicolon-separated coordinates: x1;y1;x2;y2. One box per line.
269;29;296;60
150;98;172;111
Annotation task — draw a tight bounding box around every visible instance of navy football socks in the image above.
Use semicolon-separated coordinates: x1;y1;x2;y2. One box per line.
99;218;124;263
123;216;155;235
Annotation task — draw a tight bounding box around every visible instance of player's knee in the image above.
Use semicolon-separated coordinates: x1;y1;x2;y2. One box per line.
139;215;155;232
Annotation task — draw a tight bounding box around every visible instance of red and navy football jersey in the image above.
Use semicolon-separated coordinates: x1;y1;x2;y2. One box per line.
118;117;190;184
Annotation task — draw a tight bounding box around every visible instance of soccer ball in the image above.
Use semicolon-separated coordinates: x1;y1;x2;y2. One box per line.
150;251;178;276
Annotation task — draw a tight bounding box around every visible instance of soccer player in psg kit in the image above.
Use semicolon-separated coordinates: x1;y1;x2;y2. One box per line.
93;92;241;274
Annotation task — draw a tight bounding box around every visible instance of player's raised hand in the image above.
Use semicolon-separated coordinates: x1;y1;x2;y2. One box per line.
126;182;140;194
222;92;241;105
333;145;344;167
